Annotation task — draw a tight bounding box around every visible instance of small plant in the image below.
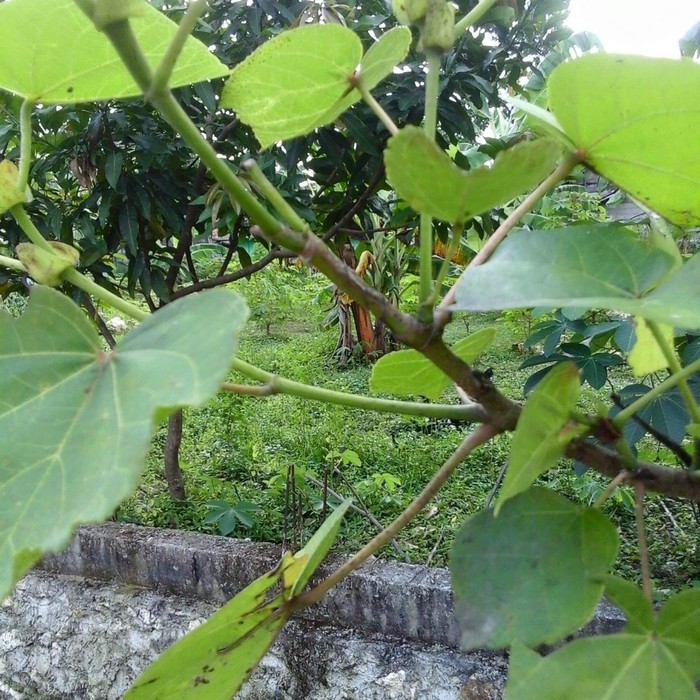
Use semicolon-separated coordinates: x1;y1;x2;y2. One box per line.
203;499;260;537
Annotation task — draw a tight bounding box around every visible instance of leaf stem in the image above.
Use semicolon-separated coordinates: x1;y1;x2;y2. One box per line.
0;255;26;273
613;356;700;429
12;204;148;321
63;268;148;322
17;100;34;193
438;152;580;312
292;423;499;609
634;482;652;602
417;50;442;316
593;471;631;509
227;358;489;421
453;0;501;38
357;79;398;136
11;205;54;253
102;20;283;239
148;0;209;97
647;320;700;424
242;160;308;232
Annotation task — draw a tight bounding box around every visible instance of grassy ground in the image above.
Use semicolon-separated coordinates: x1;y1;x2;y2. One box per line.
115;267;699;593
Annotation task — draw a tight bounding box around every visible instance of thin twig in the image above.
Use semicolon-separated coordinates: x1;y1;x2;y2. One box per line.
593;470;631;509
484;460;509;510
292;423;499;610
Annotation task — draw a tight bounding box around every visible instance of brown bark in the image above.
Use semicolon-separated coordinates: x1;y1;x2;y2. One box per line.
164;410;186;501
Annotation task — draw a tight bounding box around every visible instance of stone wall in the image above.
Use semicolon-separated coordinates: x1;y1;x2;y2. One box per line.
0;523;625;699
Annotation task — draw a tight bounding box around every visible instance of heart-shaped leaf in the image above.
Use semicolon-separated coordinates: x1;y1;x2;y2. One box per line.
0;0;228;103
450;487;618;649
222;25;410;149
548;55;700;227
452;225;700;329
505;590;700;699
0;287;248;598
496;362;580;513
370;327;495;400
384;128;561;224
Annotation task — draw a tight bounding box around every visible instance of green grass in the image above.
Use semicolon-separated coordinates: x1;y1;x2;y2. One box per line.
115;270;699;591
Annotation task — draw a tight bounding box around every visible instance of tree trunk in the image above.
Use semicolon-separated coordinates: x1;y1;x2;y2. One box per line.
164;410;187;501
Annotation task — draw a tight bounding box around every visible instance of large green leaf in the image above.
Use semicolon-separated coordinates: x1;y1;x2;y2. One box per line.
450;487;618;649
505;590;700;699
370;328;495;400
0;0;228;103
125;504;353;698
548;55;700;227
0;287;248;598
384;129;561;224
495;362;580;514
452;225;700;329
222;25;410;149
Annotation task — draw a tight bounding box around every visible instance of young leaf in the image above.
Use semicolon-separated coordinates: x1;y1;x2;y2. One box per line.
548;55;700;227
370;327;496;400
384;129;561;224
0;0;228;103
450;487;618;649
506;591;700;699
628;317;672;377
221;25;363;149
495;362;580;514
0;287;249;599
124;554;295;699
125;503;354;698
452;225;700;330
0;160;28;213
16;241;79;287
288;498;352;597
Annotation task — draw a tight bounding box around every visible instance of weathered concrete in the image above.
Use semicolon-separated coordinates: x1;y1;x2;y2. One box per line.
1;523;626;699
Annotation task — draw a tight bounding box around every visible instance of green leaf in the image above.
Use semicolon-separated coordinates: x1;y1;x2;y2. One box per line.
506;591;700;699
628;317;672;377
0;160;28;213
125;505;358;698
124;553;295;699
450;487;618;649
495;362;580;514
288;498;352;597
119;202;139;256
105;152;123;190
370;327;496;400
548;55;700;227
221;25;362;149
0;287;249;598
603;575;653;634
384;129;561;224
452;225;700;329
0;0;228;103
